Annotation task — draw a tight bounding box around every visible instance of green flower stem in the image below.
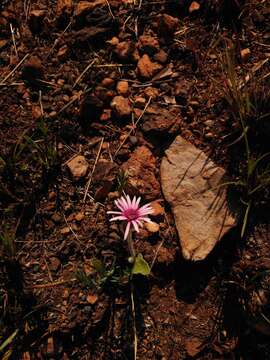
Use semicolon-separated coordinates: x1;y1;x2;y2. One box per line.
127;230;136;261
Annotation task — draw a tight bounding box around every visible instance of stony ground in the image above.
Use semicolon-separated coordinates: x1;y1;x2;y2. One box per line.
0;0;270;359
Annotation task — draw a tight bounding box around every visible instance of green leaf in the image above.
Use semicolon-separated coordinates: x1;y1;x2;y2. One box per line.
92;258;106;276
132;253;151;276
0;330;18;353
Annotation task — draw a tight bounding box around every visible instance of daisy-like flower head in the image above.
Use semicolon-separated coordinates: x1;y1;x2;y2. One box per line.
107;195;153;240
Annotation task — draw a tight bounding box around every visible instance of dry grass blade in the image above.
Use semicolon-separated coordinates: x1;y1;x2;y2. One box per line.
83;137;104;203
0;53;30;85
10;23;18;58
73;59;96;89
105;0;115;18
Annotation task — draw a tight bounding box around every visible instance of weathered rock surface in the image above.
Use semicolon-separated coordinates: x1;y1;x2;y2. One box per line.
161;136;235;261
75;0;105;17
116;80;129;96
56;0;73;16
122;146;160;201
111;95;132;118
141;105;181;138
137;54;162;79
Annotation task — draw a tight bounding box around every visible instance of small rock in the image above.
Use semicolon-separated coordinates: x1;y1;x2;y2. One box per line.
51;213;62;223
175;79;190;105
161;136;235;261
159;14;179;37
241;48;251;62
150;200;164;218
137;54;163;79
141;105;181;139
93;161;117;183
60;226;71;235
100;109;112;121
57;45;69;61
93;160;117;201
28;10;46;34
101;77;114;88
67;155;89;179
32;105;42;120
138;35;159;55
153;50;168;64
107;36;119;46
129;135;138;145
134;96;146;108
63;289;69;299
87;294;98;304
56;0;73;16
48;191;56;200
114;41;135;61
95;86;115;103
46;337;55;356
189;1;200;13
0;39;8;50
111;95;132;118
144;87;159;99
21;56;43;85
116;80;129;96
205;132;213;139
75;0;105;17
145;221;160;233
75;212;85;222
122;146;160;201
204;119;214;127
94;183;113;201
156;246;175;264
185;337;203;357
189;100;200;108
49;257;61;272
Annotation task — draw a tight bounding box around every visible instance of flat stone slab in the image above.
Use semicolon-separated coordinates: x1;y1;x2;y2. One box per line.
161;136;235;261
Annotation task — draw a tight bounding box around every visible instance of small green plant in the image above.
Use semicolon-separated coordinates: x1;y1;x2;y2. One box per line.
116;170;129;195
0;329;18;359
24;119;57;173
220;47;270;237
76;258;129;291
0;228;16;259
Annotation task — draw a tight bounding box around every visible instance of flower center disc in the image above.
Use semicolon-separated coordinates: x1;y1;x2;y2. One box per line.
124;209;138;221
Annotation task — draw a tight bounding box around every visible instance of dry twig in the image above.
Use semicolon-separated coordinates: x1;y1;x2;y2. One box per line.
73;59;96;89
0;53;30;85
83;137;104;203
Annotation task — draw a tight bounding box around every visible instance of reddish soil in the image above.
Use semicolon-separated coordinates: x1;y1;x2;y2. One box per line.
0;0;270;359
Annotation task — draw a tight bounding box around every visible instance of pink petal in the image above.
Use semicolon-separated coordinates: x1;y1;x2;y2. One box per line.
124;221;131;240
135;197;141;207
119;196;129;210
107;211;123;215
109;216;127;221
115;199;125;211
139;208;153;216
132;220;139;232
136;219;143;228
140;217;152;223
132;196;137;208
126;195;132;207
139;204;153;212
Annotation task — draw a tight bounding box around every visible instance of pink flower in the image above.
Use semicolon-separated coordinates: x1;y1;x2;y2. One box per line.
107;195;153;240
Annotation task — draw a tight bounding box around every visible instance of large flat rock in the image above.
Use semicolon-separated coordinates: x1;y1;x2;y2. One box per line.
161;136;235;261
